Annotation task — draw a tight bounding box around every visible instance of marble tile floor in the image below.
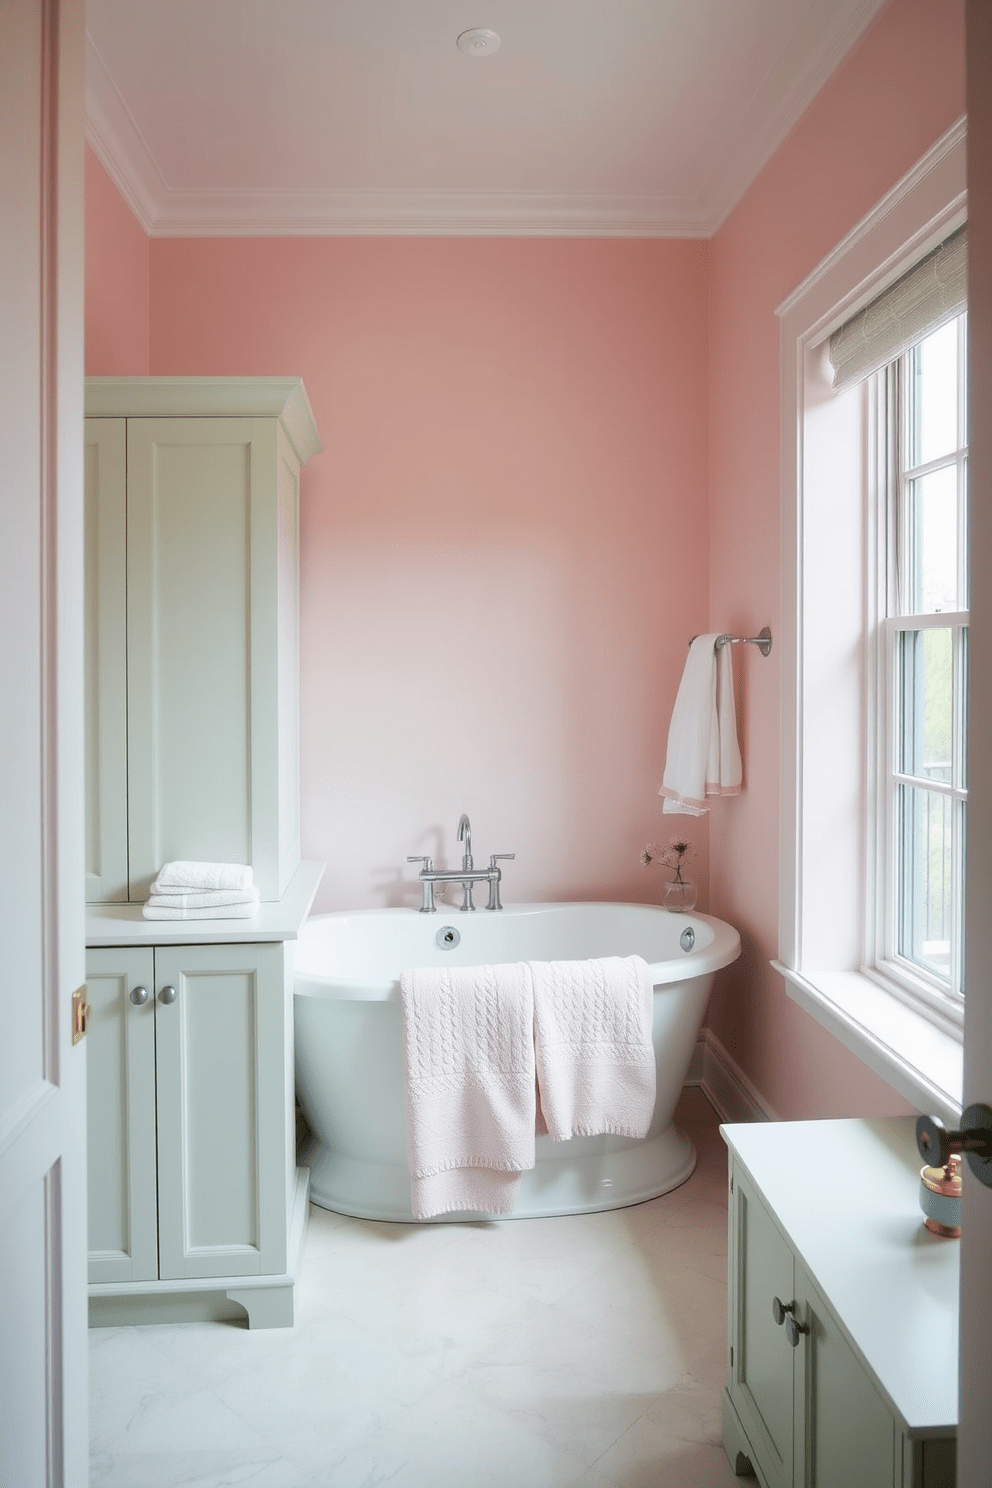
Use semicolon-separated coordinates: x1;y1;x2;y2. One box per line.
89;1088;741;1488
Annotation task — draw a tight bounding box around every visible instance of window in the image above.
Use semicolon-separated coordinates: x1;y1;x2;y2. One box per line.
871;317;969;1020
775;119;967;1122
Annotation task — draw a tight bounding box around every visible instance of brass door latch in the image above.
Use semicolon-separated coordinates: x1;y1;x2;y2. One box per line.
71;985;91;1045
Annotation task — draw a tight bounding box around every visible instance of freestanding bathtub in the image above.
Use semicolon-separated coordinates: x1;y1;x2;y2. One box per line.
294;902;741;1222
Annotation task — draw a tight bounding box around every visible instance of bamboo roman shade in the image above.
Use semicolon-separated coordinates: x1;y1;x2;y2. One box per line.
828;226;967;391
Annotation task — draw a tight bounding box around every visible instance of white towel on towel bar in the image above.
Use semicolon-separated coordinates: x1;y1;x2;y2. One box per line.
531;956;656;1142
400;963;536;1220
659;634;742;815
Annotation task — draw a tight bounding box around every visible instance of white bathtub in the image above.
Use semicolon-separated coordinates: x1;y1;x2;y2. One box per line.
294;902;741;1222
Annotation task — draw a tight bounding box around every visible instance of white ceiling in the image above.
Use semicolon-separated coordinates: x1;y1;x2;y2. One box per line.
85;0;889;238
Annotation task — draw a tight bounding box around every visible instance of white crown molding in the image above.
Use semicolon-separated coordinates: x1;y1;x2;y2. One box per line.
138;187;711;239
701;0;890;232
83;0;886;240
85;376;323;463
84;33;165;235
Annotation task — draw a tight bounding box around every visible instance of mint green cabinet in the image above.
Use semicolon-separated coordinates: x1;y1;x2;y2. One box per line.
86;940;306;1327
722;1120;956;1488
84;378;321;904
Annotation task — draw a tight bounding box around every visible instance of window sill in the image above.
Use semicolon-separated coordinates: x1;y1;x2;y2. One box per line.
772;962;963;1125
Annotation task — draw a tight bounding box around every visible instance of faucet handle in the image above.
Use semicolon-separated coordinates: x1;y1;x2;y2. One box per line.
407;855;433;872
486;854;514;911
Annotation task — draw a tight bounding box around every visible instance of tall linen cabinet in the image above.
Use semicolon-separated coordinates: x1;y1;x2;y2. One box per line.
85;376;321;904
84;378;323;1328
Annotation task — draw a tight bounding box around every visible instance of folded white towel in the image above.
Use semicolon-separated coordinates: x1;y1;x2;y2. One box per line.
151;860;255;894
660;635;742;815
141;899;260;921
531;956;656;1141
144;888;261;910
400;963;536;1220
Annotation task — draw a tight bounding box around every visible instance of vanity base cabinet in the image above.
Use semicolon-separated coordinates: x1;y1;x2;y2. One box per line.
86;940;308;1328
722;1121;957;1488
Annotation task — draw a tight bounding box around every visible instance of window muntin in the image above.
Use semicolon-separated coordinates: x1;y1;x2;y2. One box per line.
877;313;968;1012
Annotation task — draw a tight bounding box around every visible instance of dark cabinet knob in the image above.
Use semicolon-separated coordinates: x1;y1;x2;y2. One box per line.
785;1315;809;1348
772;1296;795;1326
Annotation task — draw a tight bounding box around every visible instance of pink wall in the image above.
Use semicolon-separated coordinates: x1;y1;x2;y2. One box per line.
705;0;966;1117
146;236;711;913
82;0;967;1119
84;148;149;375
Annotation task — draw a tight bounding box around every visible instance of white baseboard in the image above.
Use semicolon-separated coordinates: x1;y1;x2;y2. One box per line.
685;1030;779;1124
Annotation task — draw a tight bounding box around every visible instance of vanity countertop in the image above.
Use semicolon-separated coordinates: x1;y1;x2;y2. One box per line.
86;860;325;947
721;1115;959;1434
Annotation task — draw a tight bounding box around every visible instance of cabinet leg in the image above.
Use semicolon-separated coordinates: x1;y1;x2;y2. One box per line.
722;1389;758;1478
226;1284;294;1329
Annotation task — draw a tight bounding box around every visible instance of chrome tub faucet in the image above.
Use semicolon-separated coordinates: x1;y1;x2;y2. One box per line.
408;815;514;913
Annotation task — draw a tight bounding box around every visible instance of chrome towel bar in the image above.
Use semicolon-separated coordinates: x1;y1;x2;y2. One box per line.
689;626;772;656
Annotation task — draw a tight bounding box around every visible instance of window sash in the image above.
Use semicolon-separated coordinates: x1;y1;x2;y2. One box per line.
870;322;968;1019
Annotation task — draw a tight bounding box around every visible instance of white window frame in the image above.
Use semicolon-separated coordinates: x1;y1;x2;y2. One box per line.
774;118;966;1124
868;329;969;1025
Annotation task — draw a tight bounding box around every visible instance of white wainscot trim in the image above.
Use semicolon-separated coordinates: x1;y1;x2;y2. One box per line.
774;963;963;1125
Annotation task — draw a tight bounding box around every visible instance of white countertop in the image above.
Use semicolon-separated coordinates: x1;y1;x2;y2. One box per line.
86;860;325;947
721;1116;959;1435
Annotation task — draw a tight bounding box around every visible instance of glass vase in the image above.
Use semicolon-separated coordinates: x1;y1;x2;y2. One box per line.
663;877;697;913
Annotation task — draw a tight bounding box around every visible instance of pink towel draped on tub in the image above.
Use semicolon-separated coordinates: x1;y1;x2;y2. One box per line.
399;963;537;1220
399;955;656;1219
531;956;656;1142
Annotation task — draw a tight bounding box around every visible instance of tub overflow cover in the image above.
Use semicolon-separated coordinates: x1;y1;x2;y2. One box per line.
680;927;695;953
436;926;461;950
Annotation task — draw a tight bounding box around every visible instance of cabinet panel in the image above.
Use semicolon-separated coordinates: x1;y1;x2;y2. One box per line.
84;420;128;903
126;418;254;899
154;943;287;1281
86;948;158;1283
733;1174;796;1488
800;1271;896;1488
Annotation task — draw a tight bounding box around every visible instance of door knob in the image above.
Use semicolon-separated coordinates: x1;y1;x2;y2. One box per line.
158;984;177;1005
916;1105;992;1189
129;985;149;1005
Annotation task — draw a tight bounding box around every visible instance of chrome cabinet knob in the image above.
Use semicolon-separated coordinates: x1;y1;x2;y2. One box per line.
772;1296;795;1326
785;1315;809;1348
158;984;177;1005
129;985;149;1005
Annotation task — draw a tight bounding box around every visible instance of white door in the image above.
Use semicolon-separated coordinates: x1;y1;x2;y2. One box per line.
959;6;992;1483
0;2;88;1484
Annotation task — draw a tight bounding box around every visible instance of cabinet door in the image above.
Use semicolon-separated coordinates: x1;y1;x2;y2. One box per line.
797;1267;897;1488
154;942;290;1280
729;1166;797;1488
86;947;158;1282
125;417;256;898
84;418;129;902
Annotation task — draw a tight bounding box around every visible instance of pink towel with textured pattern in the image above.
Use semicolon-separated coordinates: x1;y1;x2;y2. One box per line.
400;963;536;1219
531;955;656;1141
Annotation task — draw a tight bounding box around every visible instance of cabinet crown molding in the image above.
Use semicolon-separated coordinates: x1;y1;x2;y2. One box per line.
84;377;323;466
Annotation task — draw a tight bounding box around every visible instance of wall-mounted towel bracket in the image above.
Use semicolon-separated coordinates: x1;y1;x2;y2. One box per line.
689;627;772;656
